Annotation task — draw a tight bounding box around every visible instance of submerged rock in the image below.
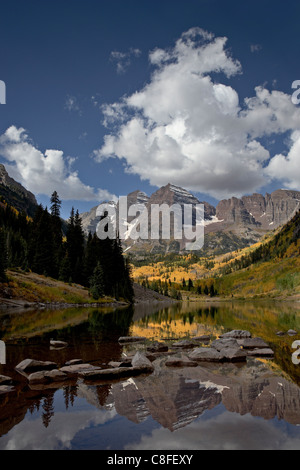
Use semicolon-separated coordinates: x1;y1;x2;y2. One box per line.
64;359;83;366
147;342;168;353
0;385;14;394
165;355;198;367
193;335;211;342
220;330;251;339
0;374;12;385
79;365;153;380
220;347;247;362
247;348;274;357
50;340;68;348
59;363;100;377
15;359;58;373
118;336;146;343
28;369;68;384
171;340;197;349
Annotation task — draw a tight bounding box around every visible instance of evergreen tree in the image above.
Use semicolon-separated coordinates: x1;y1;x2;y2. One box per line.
0;229;7;280
66;208;85;284
50;191;63;277
50;191;61;218
29;205;56;277
59;253;72;283
89;262;105;299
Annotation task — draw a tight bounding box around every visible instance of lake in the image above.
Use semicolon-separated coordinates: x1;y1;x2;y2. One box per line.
1;299;300;450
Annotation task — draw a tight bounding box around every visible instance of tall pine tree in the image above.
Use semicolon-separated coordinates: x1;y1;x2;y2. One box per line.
50;191;63;277
29;205;56;277
66;208;85;284
0;229;7;280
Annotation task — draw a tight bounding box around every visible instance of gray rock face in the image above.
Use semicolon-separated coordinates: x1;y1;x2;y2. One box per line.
0;164;38;216
216;189;300;230
79;184;300;256
216;197;257;226
0;164;37;205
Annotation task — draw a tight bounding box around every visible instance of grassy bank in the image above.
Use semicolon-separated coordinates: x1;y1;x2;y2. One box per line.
0;269;117;306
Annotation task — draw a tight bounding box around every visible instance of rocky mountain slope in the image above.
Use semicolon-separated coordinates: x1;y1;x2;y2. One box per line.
0;164;38;216
80;183;300;256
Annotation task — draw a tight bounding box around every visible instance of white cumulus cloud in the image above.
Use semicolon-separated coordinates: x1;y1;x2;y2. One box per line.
0;126;116;202
94;27;300;199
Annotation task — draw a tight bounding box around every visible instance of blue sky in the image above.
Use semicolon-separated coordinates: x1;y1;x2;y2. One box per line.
0;0;300;218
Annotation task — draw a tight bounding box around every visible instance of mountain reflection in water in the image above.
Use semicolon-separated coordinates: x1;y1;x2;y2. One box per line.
1;300;300;450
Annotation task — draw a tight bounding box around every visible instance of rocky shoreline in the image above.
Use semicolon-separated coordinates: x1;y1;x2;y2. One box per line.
0;329;280;395
0;297;130;311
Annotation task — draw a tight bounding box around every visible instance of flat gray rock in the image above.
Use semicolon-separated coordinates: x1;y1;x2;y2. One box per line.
220;330;251;339
15;358;58;373
60;363;100;377
79;365;153;380
247;348;274;357
211;338;240;351
188;347;223;362
220;347;247;362
238;337;269;349
28;370;68;384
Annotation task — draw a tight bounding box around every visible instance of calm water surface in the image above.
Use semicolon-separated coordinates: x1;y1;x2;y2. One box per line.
1;300;300;450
